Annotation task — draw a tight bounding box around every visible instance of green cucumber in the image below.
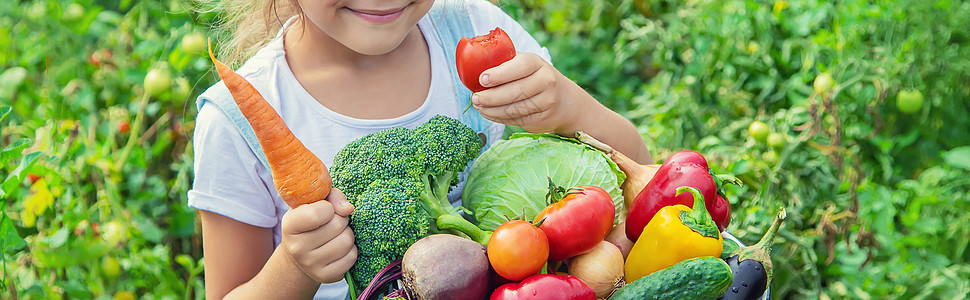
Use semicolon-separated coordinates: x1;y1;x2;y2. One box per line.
610;256;732;300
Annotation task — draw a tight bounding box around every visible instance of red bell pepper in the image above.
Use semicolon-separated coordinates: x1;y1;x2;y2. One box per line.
490;274;595;300
625;150;739;241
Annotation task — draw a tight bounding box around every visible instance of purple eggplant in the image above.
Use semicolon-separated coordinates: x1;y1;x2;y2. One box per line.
720;208;786;300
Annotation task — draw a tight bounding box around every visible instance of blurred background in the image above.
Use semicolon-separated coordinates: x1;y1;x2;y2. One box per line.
1;0;968;298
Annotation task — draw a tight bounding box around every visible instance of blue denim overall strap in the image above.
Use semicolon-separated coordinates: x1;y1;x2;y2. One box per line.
426;1;494;149
196;83;273;171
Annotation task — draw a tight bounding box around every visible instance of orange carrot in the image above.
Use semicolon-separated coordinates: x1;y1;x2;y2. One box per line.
208;40;331;208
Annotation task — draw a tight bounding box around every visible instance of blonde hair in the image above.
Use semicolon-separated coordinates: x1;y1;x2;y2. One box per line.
198;0;302;67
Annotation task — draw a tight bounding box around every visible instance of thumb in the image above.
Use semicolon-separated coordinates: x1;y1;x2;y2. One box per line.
326;188;354;217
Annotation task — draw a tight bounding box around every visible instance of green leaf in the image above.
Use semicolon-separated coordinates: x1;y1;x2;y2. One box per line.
0;67;28;100
943;146;970;171
1;213;27;253
0;138;31;166
0;105;9;121
41;227;70;248
134;216;165;243
1;151;41;199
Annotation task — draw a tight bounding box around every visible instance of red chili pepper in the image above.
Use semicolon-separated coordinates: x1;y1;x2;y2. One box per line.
625;150;738;241
490;274;595;300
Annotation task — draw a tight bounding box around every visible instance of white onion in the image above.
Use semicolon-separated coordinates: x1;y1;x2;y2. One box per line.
567;241;626;299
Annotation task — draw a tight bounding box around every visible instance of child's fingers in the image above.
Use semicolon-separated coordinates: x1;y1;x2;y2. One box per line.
472;71;547;109
284;214;350;258
314;242;359;283
475;95;550;125
282;201;336;234
325;188;354;217
479;53;544;89
309;226;356;265
311;214;350;246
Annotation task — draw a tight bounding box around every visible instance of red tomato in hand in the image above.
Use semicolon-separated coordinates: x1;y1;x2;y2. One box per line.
490;274;595;300
487;220;549;281
456;27;516;92
534;185;615;261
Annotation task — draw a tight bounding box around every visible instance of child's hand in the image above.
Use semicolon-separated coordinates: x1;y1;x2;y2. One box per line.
281;188;357;284
470;52;585;135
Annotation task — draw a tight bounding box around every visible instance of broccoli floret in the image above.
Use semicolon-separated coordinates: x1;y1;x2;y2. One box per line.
330;115;490;291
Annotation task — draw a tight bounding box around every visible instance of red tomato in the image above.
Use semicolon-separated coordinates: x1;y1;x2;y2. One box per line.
490;274;595;300
118;121;131;134
487;220;549;281
26;173;41;185
456;27;516;92
89;49;113;68
534;185;615;261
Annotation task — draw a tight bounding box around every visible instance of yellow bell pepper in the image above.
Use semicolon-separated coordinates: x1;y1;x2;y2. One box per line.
624;186;724;282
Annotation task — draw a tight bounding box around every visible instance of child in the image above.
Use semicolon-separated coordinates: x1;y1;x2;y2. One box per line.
188;0;652;298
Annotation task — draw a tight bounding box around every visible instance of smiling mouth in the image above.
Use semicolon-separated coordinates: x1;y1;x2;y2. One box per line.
348;5;408;23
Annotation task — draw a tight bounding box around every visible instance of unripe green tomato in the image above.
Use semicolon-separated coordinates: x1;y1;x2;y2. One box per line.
896;89;924;114
101;256;121;278
763;150;780;165
767;132;785;150
814;72;835;95
748;121;770;143
181;33;206;54
102;221;126;246
746;42;761;54
144;68;172;97
27;2;47;21
114;291;136;300
62;3;85;22
173;77;191;101
170;0;189;14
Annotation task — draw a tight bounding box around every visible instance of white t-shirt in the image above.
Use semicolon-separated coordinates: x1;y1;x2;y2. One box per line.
187;1;551;298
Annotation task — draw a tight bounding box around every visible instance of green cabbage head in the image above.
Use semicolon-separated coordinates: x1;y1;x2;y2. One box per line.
462;132;626;231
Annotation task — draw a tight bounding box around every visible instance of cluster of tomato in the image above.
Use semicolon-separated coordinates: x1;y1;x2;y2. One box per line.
486;185;615;299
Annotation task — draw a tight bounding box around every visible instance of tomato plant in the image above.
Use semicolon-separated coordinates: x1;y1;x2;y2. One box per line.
813;72;835;95
174;77;192;101
534;185;615;261
748;121;770;143
487;220;549;281
144;67;173;97
0;1;210;298
117;120;131;134
61;3;85;22
767;132;785;150
89;48;113;68
101;256;121;279
101;221;127;246
456;27;516;92
181;32;206;54
896;89;924;114
26;173;41;184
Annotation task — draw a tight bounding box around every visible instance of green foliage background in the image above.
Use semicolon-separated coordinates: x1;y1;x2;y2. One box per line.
1;0;968;298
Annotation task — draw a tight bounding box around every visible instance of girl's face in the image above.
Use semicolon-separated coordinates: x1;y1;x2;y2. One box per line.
297;0;435;56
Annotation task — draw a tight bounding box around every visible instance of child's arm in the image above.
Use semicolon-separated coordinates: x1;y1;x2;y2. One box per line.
200;189;357;299
470;52;654;164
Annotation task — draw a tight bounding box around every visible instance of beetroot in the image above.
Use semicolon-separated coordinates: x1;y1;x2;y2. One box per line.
402;234;491;300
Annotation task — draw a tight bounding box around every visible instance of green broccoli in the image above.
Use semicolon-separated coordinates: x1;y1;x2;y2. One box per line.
330;115;491;292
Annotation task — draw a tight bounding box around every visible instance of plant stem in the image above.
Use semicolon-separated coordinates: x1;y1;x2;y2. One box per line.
436;214;492;245
114;92;150;171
